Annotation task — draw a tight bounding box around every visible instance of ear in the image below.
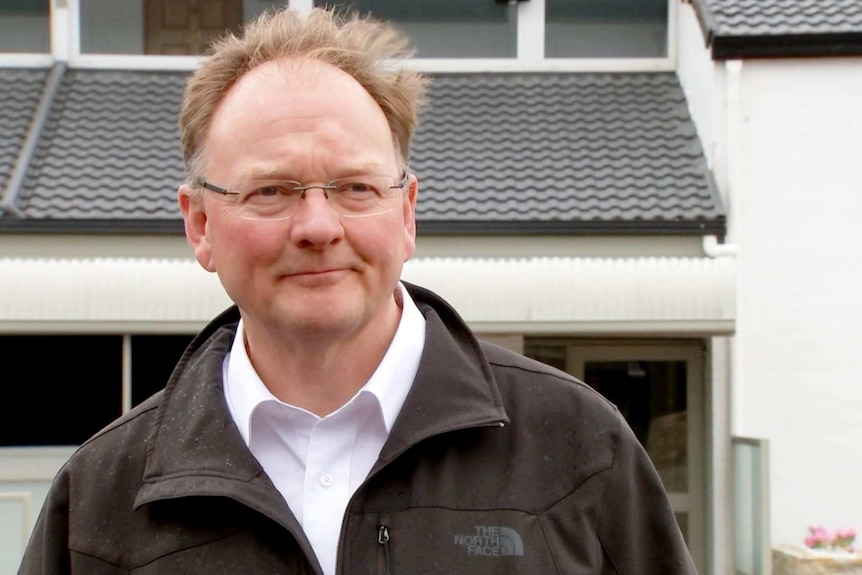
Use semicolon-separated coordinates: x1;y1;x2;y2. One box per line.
402;173;418;261
178;183;216;272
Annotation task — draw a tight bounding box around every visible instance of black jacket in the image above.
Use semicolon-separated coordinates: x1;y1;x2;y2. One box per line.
20;284;697;575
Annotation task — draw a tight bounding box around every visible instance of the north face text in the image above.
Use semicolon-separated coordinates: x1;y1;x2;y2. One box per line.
453;526;525;557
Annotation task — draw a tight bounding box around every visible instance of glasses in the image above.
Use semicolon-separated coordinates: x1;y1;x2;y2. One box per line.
197;172;409;220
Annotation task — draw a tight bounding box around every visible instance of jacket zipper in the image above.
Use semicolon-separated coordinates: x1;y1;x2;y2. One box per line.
340;420;506;575
377;523;392;575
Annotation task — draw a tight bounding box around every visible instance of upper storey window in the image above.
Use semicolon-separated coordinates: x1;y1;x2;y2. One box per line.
546;0;668;58
320;0;517;58
81;0;252;55
0;0;50;53
1;0;671;64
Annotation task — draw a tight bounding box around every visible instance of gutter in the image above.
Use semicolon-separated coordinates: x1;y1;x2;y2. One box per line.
703;234;737;258
0;62;67;218
712;32;862;61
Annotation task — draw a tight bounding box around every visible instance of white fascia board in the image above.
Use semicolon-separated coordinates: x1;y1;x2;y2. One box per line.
0;256;735;335
0;55;54;68
405;57;675;74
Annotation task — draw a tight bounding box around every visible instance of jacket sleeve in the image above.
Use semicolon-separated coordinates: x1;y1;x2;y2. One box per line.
596;413;698;575
17;468;72;575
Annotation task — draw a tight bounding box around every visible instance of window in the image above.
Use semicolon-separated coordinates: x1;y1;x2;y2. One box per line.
0;333;195;446
130;334;194;407
0;335;122;446
545;0;668;58
18;0;672;63
79;0;269;55
316;0;517;58
0;0;49;53
524;339;706;572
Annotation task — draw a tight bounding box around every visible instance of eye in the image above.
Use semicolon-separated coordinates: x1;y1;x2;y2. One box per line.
335;178;380;195
257;185;281;197
242;182;298;203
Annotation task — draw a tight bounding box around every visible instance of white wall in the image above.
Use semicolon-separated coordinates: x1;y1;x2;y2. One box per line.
675;3;716;171
733;59;862;546
676;0;862;554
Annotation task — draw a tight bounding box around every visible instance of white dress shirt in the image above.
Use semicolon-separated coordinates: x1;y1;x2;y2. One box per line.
223;283;426;575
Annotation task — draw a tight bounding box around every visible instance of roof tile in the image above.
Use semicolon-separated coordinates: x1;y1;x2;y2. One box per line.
0;68;48;195
413;73;722;227
19;69;186;220
4;69;724;235
696;0;862;37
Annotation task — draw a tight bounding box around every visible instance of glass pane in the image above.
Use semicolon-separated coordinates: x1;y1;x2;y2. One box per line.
130;334;195;407
0;335;122;446
584;360;687;491
675;512;689;544
80;0;266;55
0;0;49;53
545;0;668;58
733;438;770;575
523;342;567;372
320;0;516;58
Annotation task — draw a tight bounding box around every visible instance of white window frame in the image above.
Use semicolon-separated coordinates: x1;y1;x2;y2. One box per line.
525;337;706;574
1;0;678;72
568;341;706;575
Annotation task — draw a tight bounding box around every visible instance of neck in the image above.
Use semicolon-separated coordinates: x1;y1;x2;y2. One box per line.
241;297;402;416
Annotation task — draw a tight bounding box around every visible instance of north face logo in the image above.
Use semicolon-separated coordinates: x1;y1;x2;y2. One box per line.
454;526;524;557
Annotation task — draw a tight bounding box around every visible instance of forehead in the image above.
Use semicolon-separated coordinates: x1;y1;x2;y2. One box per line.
204;58;397;176
210;58;392;146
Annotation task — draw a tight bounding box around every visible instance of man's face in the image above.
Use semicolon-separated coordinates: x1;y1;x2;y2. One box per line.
179;59;417;344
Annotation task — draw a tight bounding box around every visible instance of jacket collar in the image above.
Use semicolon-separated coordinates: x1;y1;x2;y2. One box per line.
376;282;509;468
136;283;508;509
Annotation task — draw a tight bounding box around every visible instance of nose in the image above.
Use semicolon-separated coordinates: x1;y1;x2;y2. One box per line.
288;188;345;248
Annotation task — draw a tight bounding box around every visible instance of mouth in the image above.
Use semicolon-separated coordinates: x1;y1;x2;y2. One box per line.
293;268;342;276
284;267;349;284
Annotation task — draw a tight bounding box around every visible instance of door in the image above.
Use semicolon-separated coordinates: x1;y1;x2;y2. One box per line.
144;0;243;55
0;448;76;573
524;340;706;574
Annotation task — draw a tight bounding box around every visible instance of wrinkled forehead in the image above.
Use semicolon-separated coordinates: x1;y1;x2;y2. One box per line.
203;57;401;179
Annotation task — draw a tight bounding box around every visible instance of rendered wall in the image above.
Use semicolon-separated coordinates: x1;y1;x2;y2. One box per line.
734;57;862;546
676;0;862;557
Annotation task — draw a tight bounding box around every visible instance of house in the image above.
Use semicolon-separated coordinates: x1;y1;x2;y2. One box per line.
1;1;859;574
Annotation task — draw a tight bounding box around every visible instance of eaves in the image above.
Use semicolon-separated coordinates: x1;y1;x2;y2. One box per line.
710;32;862;60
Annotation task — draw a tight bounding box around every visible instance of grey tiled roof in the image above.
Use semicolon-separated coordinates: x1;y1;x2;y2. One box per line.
18;69;187;222
0;68;725;236
692;0;862;59
413;72;722;234
0;69;48;197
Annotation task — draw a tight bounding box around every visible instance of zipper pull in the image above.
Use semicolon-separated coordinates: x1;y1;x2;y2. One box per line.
377;524;391;575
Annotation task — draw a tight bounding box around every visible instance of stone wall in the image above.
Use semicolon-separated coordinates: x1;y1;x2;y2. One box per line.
774;545;862;575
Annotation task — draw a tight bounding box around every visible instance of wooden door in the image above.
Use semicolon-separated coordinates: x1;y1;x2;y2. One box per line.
144;0;244;55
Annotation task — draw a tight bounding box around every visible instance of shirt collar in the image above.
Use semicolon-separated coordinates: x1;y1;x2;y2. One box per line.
362;282;425;431
224;281;426;444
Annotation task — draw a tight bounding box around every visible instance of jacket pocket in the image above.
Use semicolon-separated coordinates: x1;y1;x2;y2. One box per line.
379;508;558;575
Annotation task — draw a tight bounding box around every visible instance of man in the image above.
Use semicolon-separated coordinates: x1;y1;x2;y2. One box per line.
19;7;697;575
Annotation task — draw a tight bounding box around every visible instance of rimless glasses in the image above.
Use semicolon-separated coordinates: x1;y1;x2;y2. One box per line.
197;171;409;220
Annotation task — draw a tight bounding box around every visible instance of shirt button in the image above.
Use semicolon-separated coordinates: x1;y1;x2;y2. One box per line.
320;473;334;487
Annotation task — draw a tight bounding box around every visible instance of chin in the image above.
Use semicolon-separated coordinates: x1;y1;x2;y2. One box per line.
277;303;359;334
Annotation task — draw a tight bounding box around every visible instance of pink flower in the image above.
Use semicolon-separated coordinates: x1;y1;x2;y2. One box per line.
805;526;832;549
804;526;857;552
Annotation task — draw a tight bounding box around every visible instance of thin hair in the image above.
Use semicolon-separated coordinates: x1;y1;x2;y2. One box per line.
180;7;428;183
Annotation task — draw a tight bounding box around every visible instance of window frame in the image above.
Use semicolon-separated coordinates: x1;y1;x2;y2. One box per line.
0;0;677;72
524;337;706;574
